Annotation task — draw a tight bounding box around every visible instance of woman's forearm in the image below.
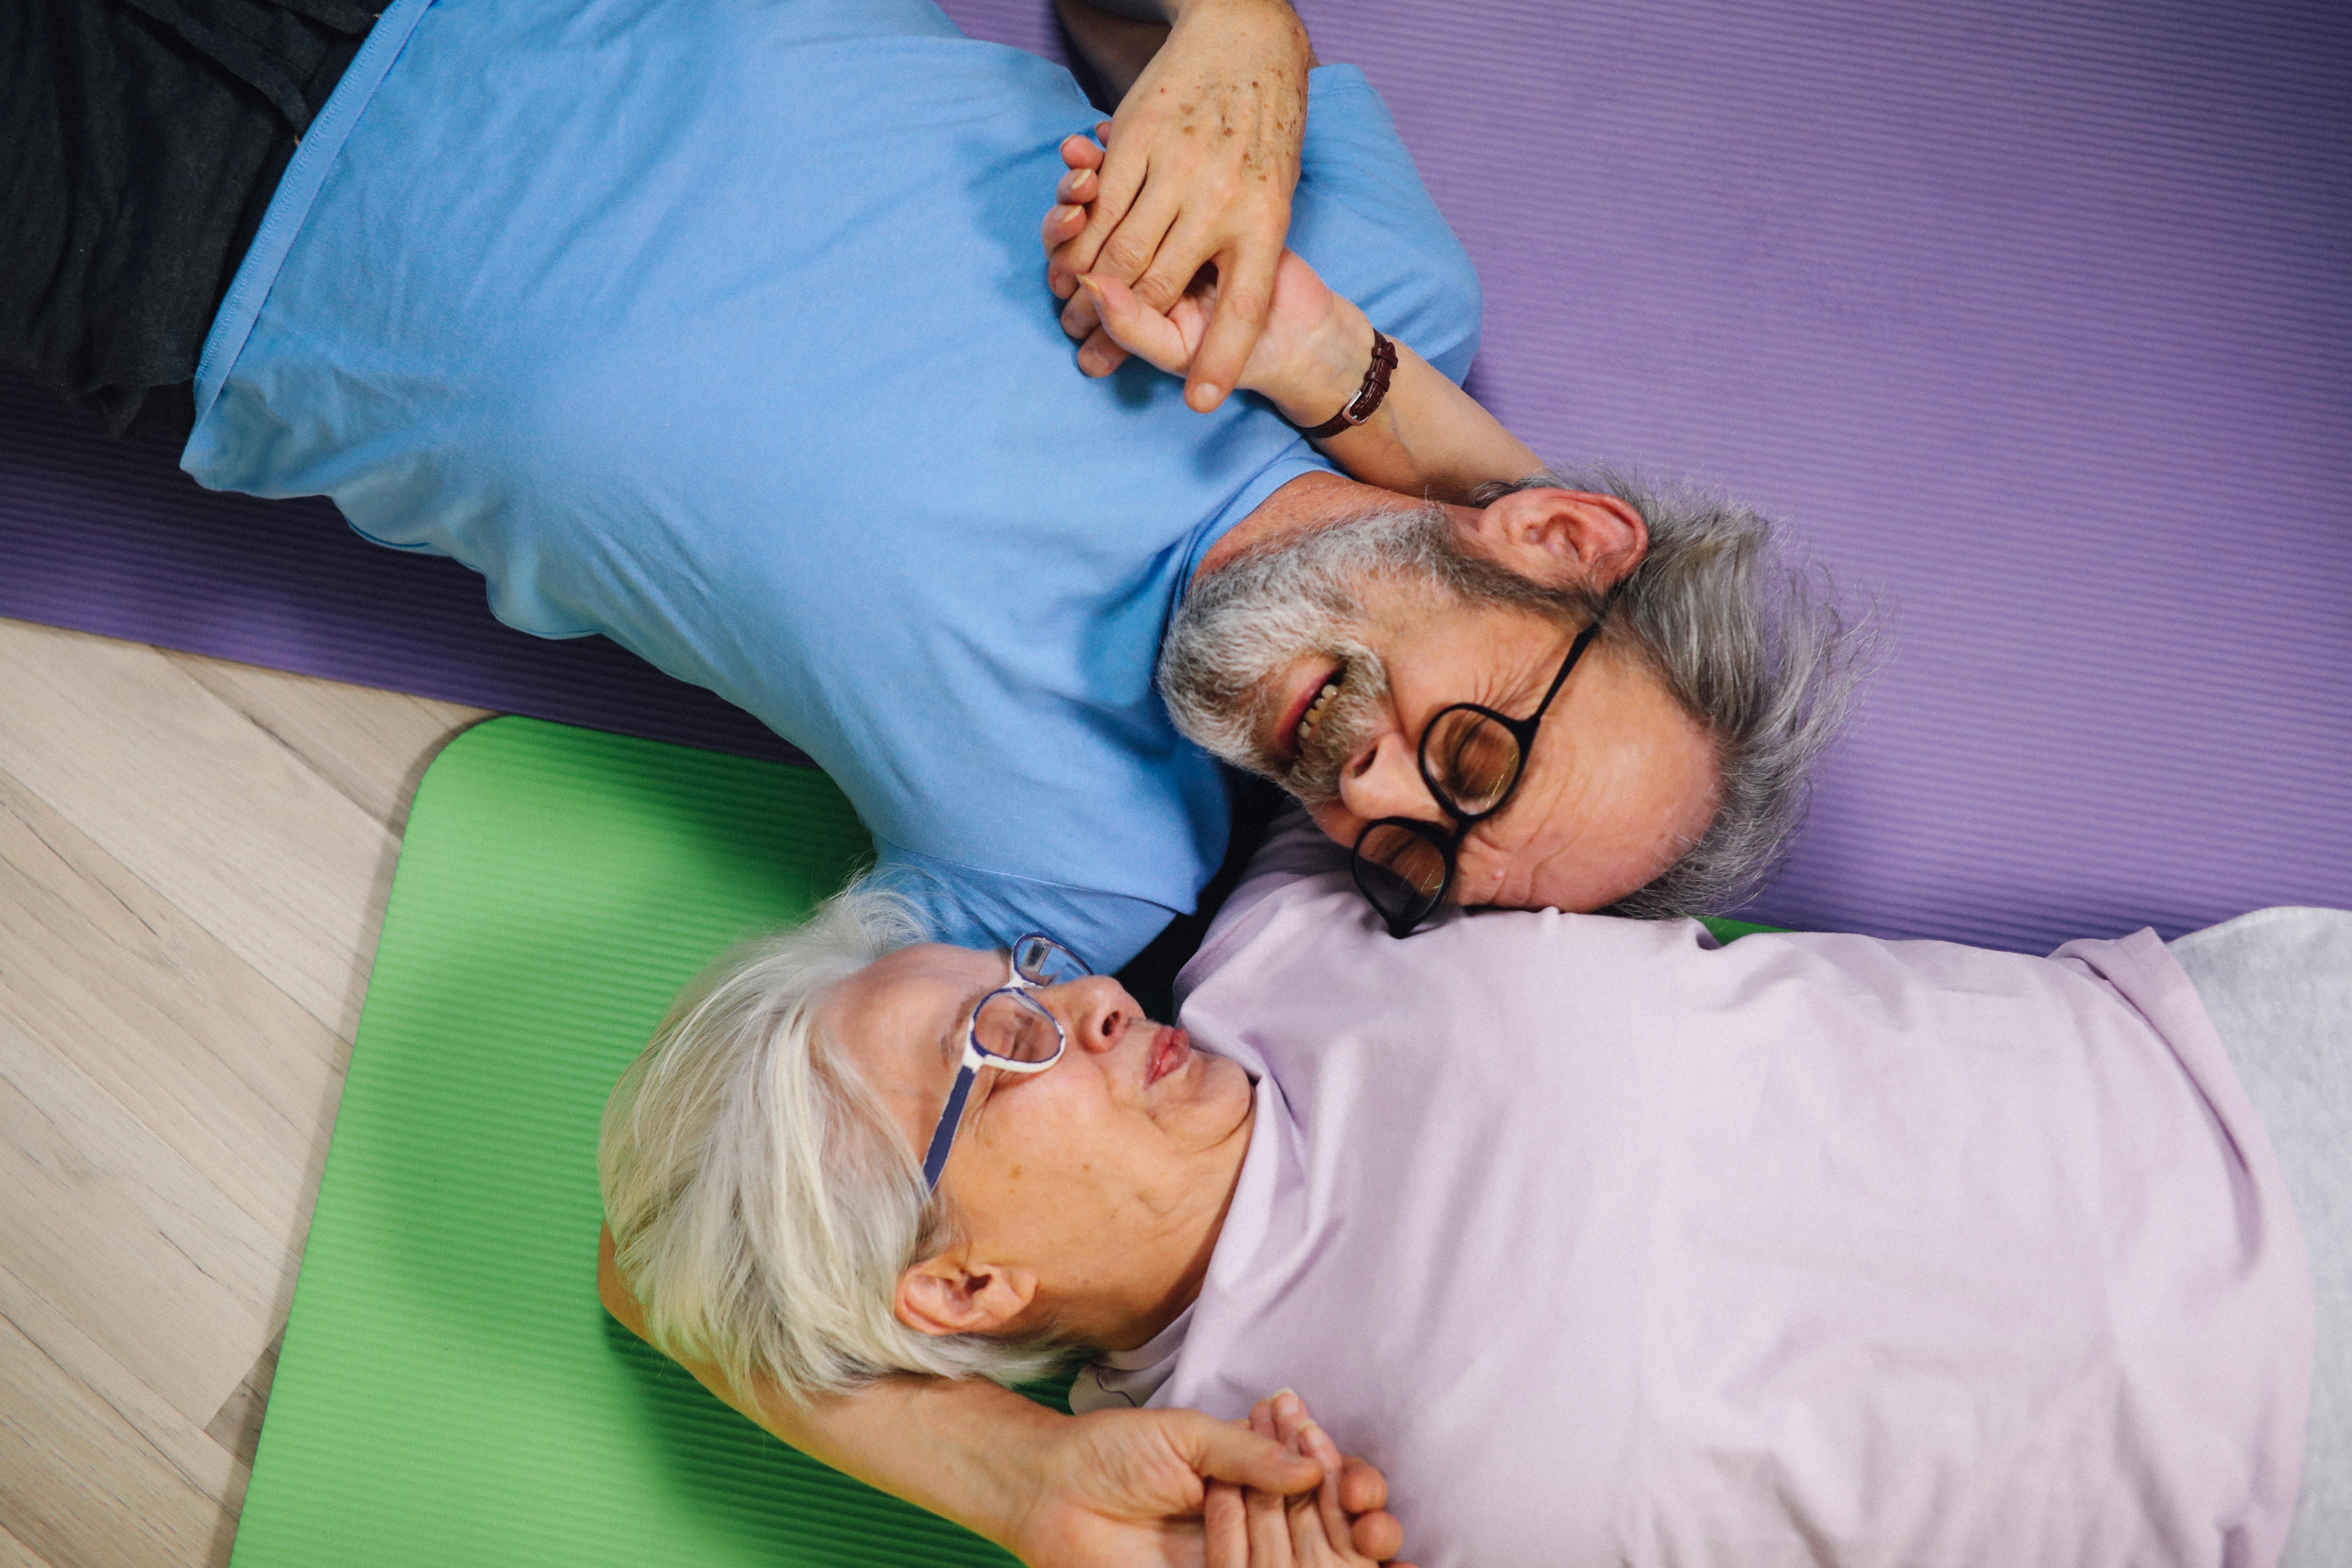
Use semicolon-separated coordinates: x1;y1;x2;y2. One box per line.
702;1360;1061;1544
598;1225;1052;1547
1270;297;1545;505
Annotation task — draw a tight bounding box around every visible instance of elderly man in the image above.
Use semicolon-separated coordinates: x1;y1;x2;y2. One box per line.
10;0;1856;975
602;818;2347;1567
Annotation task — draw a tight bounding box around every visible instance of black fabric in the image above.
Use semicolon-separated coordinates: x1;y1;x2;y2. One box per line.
1113;775;1288;1022
1;0;376;441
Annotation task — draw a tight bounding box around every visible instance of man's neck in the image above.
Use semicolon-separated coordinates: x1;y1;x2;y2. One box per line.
1193;470;1459;583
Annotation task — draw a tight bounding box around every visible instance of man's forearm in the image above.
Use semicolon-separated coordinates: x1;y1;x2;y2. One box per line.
1275;299;1545;504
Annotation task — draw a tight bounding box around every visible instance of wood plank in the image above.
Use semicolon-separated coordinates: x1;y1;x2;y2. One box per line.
0;1524;57;1568
202;1330;281;1480
161;652;486;836
0;1252;241;1510
0;1021;285;1434
0;618;402;1040
0;1306;227;1568
0;766;346;1252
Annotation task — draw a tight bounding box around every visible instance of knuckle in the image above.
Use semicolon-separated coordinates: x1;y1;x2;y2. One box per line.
1100;236;1153;276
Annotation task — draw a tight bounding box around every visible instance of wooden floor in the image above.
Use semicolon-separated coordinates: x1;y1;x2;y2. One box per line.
0;615;491;1568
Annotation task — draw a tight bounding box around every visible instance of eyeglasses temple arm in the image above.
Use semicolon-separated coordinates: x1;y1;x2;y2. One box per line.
922;1064;978;1191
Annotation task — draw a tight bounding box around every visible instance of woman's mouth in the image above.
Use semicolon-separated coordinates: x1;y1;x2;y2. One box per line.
1145;1025;1192;1087
1280;666;1346;761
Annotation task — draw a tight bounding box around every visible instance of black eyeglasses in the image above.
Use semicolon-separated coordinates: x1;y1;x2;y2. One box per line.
1350;615;1608;937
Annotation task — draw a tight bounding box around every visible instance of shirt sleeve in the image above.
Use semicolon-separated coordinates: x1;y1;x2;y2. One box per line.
1288;65;1484;385
869;839;1183;974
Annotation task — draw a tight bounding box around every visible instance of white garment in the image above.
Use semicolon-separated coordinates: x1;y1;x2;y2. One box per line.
1138;822;2310;1568
1067;1306;1192;1415
2169;908;2352;1568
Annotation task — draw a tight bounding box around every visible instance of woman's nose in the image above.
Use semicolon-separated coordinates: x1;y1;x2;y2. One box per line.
1048;975;1141;1053
1334;727;1444;826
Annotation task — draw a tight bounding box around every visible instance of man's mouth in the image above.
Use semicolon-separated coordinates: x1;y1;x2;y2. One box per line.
1144;1025;1192;1087
1279;666;1346;762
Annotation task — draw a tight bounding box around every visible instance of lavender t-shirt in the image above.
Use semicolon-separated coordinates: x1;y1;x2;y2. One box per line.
1152;822;2311;1567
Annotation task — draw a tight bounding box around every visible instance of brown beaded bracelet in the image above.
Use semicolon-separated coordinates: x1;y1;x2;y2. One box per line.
1292;329;1398;439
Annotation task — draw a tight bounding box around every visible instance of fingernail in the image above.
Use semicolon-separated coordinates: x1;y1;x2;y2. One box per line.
1190;382;1224;411
1078;274;1104;297
1273;1389;1301;1418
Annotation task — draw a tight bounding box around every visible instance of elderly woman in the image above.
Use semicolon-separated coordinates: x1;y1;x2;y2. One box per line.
601;816;2346;1567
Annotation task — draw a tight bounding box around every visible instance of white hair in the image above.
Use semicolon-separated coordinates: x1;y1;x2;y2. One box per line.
597;881;1075;1406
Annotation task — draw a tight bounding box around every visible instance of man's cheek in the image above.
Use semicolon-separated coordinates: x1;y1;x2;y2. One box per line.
1304;800;1359;846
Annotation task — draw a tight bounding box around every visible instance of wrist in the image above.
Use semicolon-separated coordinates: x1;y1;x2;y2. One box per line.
960;1397;1072;1551
1162;0;1313;70
1266;298;1377;428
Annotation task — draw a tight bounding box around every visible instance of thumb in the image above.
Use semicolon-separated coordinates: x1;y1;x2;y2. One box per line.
1077;274;1191;377
1170;1409;1322;1496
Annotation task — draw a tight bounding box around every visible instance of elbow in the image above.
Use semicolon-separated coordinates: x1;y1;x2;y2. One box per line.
598;1223;652;1340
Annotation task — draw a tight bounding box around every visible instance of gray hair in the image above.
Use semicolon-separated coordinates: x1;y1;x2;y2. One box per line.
597;882;1074;1406
1475;467;1878;918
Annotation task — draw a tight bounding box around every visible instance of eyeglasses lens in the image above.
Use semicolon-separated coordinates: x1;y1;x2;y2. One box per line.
1423;708;1523;817
973;990;1062;1064
1012;935;1089;986
1356;822;1450;901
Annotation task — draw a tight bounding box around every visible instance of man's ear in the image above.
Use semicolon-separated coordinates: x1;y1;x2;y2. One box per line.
1464;488;1648;590
895;1251;1039;1338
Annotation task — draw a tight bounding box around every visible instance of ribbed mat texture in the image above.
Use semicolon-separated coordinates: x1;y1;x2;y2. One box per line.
2;0;2344;953
229;717;1014;1567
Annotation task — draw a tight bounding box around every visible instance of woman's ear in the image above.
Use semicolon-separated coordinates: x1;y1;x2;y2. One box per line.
1466;488;1648;590
895;1252;1040;1338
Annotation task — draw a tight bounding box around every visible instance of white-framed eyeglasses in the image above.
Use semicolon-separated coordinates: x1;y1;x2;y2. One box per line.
918;933;1092;1191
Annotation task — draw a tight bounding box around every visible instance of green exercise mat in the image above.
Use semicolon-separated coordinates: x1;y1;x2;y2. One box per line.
230;716;1023;1566
234;714;1777;1567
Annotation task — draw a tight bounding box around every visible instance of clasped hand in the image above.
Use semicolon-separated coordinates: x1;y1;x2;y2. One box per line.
1041;0;1311;413
1012;1391;1412;1568
1044;128;1377;433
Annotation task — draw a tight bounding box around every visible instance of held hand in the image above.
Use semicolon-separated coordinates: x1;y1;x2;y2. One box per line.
1205;1393;1413;1568
1043;129;1122;376
1042;0;1312;412
1074;252;1374;431
1009;1406;1320;1567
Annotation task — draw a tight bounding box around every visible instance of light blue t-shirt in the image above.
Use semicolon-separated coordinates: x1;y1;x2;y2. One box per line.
186;0;1481;969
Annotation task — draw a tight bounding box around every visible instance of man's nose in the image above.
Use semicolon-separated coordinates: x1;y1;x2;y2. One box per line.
1334;728;1445;826
1045;976;1141;1053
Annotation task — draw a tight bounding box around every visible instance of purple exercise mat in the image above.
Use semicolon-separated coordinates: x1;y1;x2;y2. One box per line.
2;0;2345;954
0;375;805;767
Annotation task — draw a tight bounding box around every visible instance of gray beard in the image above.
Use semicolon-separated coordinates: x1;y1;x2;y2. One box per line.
1159;504;1455;804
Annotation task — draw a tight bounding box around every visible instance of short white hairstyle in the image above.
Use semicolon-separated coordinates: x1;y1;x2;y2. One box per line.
597;880;1074;1406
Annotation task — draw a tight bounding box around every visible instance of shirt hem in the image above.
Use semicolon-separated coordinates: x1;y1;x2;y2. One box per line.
187;0;440;436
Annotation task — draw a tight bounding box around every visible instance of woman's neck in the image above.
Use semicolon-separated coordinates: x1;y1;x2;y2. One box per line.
1050;1101;1257;1354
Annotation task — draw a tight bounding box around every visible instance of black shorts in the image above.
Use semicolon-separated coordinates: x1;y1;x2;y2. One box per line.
1;0;378;441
